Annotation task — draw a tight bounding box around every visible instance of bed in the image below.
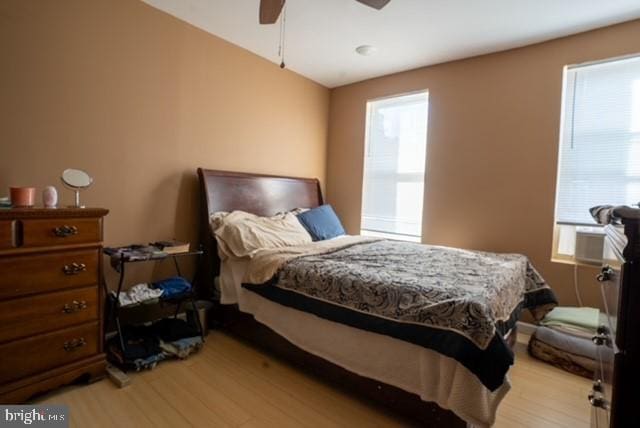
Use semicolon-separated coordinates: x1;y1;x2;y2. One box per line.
196;168;556;427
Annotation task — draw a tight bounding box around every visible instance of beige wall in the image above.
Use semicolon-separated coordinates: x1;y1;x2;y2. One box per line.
2;0;639;307
0;0;329;252
327;20;640;308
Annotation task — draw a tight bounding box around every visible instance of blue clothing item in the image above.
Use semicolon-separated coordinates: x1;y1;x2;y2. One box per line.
160;336;203;359
296;204;346;241
132;353;165;371
152;276;192;299
173;336;202;350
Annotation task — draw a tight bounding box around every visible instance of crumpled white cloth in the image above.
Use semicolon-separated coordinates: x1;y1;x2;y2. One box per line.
116;283;163;307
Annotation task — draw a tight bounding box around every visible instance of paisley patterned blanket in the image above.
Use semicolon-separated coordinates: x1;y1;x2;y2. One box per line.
243;239;557;390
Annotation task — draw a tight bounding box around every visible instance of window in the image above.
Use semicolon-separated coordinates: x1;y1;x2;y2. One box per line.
554;55;640;261
361;92;429;241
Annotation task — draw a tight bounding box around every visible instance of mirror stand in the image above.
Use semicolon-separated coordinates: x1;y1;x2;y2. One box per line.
71;189;84;209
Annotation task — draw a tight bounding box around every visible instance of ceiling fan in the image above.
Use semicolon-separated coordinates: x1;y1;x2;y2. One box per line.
259;0;391;24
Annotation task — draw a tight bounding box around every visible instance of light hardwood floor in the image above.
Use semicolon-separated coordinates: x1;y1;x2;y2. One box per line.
35;331;592;427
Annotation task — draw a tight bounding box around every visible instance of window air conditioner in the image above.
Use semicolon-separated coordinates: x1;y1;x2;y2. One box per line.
574;227;604;264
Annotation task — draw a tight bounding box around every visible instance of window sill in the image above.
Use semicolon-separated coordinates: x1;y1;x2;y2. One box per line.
361;230;421;243
550;256;601;268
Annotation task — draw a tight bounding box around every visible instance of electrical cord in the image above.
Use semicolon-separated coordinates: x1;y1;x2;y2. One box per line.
573;263;583;307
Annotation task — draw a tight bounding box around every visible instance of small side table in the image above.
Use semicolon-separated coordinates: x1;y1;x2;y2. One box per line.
102;246;205;361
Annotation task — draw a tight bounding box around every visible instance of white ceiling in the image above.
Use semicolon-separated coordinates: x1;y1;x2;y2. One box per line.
141;0;640;88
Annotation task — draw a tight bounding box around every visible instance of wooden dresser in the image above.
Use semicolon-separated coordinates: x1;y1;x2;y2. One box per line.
0;208;108;403
591;208;639;427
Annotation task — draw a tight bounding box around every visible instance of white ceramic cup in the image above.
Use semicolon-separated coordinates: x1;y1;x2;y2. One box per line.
43;186;58;208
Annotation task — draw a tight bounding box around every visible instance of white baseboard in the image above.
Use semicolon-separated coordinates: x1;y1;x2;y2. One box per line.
516;321;537;336
515;321;537;346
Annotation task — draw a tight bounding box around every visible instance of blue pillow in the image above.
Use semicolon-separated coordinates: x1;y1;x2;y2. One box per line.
297;205;346;241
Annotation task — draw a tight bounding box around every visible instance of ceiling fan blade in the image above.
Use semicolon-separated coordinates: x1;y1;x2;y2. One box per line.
355;0;391;10
260;0;285;24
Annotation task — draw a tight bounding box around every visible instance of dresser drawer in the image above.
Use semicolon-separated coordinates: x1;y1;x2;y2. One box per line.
599;266;620;317
588;326;614;428
596;265;621;344
0;322;99;384
599;283;619;346
0;221;15;249
594;343;614;405
0;249;99;300
0;286;99;343
21;218;102;247
591;403;609;428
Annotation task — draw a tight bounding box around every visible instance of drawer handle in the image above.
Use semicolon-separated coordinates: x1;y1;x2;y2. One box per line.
596;265;614;282
63;337;87;352
63;262;87;275
593;379;604;393
53;225;78;237
588;391;610;410
592;333;611;346
62;300;88;314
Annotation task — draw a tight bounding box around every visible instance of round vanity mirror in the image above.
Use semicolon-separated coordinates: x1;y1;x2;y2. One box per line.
62;169;93;188
61;169;93;208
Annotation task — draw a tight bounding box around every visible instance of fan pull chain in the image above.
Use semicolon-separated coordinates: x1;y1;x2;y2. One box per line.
278;2;287;69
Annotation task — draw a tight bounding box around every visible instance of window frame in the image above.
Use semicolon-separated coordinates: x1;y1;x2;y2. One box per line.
360;89;430;242
552;53;640;264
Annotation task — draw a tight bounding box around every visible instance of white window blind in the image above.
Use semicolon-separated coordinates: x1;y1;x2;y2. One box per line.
361;92;429;239
556;55;640;225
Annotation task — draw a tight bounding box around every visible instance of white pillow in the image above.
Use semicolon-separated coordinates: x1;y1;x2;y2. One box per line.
213;210;312;258
209;211;229;234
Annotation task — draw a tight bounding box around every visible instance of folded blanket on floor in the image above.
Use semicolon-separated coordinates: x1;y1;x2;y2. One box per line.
540;306;599;333
533;326;597;359
529;327;596;378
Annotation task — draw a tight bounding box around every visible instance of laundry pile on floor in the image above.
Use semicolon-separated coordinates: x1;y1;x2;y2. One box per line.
107;318;203;371
528;306;600;378
113;276;192;307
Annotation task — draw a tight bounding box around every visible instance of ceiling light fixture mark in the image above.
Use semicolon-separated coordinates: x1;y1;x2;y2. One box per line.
356;45;377;56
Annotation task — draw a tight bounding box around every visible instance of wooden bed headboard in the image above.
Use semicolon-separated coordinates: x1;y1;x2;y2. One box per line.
196;168;323;298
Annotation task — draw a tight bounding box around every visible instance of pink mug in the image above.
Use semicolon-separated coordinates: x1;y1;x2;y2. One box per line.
10;187;36;207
